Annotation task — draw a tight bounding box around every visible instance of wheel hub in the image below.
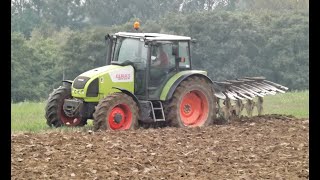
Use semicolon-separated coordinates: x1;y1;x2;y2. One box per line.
113;113;123;124
184;104;192;114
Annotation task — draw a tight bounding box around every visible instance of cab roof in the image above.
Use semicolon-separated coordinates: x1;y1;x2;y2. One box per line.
114;32;191;41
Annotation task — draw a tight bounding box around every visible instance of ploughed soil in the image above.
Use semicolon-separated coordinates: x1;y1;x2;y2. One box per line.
12;114;309;179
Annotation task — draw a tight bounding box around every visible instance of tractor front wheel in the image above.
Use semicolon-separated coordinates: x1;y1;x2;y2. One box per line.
93;93;139;131
164;76;216;127
45;86;87;127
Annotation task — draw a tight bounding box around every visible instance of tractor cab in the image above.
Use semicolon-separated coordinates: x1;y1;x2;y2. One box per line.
106;32;193;100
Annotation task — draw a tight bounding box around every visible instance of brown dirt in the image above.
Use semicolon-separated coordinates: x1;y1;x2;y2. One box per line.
11;114;309;179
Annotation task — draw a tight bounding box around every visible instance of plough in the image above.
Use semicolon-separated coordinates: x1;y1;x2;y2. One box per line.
213;76;289;120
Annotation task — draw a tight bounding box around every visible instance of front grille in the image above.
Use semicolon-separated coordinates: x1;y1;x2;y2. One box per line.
73;76;90;89
86;78;99;97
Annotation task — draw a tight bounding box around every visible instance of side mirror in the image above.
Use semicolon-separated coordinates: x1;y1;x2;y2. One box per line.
175;57;186;63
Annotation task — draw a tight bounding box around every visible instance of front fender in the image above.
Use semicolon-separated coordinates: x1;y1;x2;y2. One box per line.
112;87;140;109
62;80;73;88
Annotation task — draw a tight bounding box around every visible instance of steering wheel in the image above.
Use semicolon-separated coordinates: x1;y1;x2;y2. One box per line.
168;67;176;73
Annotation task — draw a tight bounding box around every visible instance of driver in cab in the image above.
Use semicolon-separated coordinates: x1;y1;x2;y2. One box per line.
151;45;169;67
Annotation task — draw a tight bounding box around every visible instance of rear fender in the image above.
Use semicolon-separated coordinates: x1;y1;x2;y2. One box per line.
160;71;225;101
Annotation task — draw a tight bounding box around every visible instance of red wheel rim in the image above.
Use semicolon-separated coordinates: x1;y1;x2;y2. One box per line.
179;90;209;126
58;104;82;126
108;104;132;130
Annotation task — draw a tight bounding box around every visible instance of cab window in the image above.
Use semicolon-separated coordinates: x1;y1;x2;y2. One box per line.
113;38;148;64
178;42;190;69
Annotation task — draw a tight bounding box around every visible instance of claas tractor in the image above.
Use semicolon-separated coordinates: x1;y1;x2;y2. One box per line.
45;30;288;131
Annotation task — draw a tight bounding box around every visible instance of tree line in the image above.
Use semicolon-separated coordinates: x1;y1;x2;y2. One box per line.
11;0;309;102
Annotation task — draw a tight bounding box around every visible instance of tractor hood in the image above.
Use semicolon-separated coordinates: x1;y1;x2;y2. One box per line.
79;65;121;78
71;65;135;102
72;65;121;90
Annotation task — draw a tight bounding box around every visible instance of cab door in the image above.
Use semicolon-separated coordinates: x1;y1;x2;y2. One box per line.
147;42;176;99
147;41;192;100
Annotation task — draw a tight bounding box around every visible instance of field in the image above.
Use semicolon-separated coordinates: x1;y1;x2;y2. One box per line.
11;91;309;179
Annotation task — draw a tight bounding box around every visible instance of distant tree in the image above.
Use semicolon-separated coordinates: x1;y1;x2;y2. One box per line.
83;0;170;26
11;1;309;102
159;10;308;89
11;0;87;37
11;0;43;38
41;0;86;29
235;0;309;11
11;32;38;102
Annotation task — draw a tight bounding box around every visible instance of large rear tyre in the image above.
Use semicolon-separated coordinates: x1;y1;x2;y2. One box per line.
45;86;87;127
163;76;216;127
93;93;139;131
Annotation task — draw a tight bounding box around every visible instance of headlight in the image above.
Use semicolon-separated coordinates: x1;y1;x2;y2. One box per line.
73;76;90;89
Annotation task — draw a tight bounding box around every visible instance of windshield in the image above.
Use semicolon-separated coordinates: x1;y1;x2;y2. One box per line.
113;37;148;64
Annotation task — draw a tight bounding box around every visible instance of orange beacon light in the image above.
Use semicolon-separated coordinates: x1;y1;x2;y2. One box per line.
133;21;140;30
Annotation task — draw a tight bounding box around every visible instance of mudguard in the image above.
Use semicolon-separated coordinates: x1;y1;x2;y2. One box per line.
160;70;225;101
112;87;141;109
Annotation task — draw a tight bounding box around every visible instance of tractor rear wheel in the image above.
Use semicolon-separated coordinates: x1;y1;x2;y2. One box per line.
164;76;216;127
45;86;87;127
93;93;139;131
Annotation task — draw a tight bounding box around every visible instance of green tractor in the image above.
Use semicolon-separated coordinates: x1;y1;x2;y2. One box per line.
45;31;288;130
